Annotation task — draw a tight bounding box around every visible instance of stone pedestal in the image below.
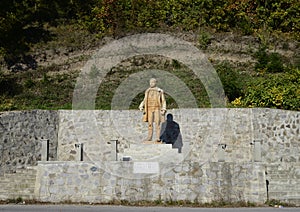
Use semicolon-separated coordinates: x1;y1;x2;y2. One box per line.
118;143;182;162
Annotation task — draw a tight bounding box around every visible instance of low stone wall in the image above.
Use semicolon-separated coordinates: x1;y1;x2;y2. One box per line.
266;163;300;205
35;161;266;204
0;110;58;175
253;109;300;163
57;108;300;163
1;108;298;174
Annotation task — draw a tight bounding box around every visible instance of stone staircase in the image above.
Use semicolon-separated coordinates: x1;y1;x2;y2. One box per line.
266;163;300;206
118;143;183;162
0;167;37;200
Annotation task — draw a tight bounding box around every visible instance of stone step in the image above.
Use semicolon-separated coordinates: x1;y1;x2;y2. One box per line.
124;144;175;153
0;193;36;200
122;144;178;160
0;189;11;194
0;194;35;200
4;173;37;177
119;142;182;162
0;167;37;201
122;156;183;162
267;177;300;181
0;184;35;190
0;179;10;184
4;171;37;178
269;193;300;201
2;175;36;179
120;151;183;162
124;147;179;154
0;180;36;187
128;143;173;150
268;176;294;180
16;169;37;174
269;189;300;194
123;150;176;157
0;185;35;191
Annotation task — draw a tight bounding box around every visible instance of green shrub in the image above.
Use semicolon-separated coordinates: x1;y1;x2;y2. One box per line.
234;68;300;110
0;72;22;96
216;62;244;102
198;31;212;49
254;45;269;71
254;46;284;73
267;52;284;73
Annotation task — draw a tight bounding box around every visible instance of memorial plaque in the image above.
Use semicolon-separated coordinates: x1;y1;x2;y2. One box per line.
133;162;159;174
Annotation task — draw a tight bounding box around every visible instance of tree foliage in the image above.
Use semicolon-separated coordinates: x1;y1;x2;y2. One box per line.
0;0;299;111
0;0;95;67
231;68;300;111
84;0;300;35
1;0;299;62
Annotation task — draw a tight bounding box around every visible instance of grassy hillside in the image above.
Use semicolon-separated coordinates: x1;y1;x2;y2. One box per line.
0;0;299;111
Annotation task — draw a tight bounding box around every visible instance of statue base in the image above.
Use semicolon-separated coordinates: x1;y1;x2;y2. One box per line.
118;143;181;162
142;140;163;144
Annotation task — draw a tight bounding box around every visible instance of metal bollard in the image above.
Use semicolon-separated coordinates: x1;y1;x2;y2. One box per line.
41;139;49;161
217;144;227;162
108;140;119;161
75;143;83;161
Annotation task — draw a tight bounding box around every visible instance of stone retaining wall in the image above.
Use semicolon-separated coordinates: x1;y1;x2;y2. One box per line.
0;110;58;175
266;163;300;205
57;108;300;163
35;161;266;204
1;108;299;173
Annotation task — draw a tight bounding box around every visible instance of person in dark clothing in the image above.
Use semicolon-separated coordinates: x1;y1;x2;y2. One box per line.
160;114;183;153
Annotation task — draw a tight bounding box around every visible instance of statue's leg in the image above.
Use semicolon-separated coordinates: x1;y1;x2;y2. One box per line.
147;111;154;141
154;110;161;142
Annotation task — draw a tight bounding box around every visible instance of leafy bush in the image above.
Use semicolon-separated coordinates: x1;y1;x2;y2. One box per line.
83;0;300;36
0;72;22;96
254;45;284;73
198;31;212;49
232;68;300;110
0;96;16;111
216;62;244;102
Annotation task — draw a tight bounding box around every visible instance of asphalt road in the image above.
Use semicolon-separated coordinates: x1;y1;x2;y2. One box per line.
0;205;299;212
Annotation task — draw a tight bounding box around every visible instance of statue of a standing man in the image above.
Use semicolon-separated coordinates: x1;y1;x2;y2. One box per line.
139;78;166;142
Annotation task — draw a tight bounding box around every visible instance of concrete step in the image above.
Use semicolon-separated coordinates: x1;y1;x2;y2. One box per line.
119;155;183;162
128;143;173;150
120;150;183;162
119;142;183;162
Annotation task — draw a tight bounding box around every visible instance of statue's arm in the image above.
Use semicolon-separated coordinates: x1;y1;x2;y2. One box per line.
139;99;145;111
139;91;147;111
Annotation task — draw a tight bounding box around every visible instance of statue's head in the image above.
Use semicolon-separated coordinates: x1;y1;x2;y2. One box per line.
149;78;157;88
